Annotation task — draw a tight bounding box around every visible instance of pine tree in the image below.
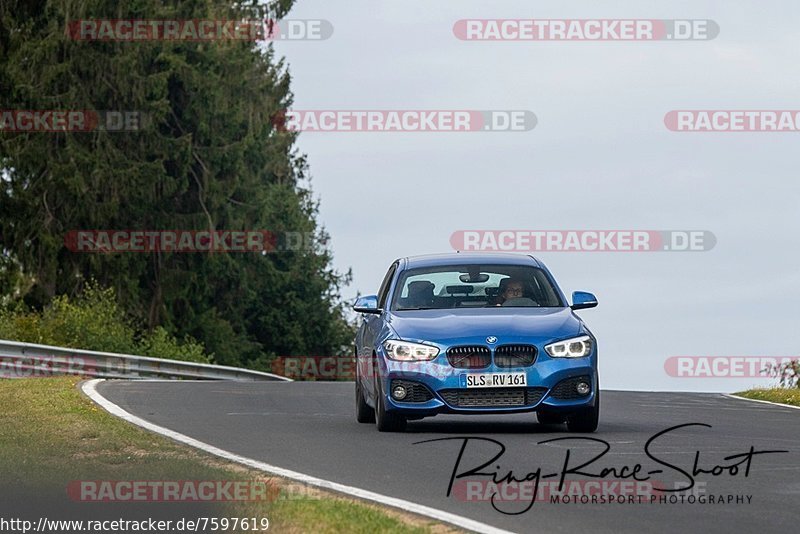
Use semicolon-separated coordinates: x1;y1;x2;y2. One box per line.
0;0;354;368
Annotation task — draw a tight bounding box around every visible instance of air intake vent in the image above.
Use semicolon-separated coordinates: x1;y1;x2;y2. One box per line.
446;346;491;369
440;387;546;407
494;345;537;368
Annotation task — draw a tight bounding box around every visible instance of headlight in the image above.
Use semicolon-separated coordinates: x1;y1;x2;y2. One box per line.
545;335;593;358
383;340;440;361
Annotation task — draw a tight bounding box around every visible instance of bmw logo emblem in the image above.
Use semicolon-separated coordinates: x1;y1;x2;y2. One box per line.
486;336;498;344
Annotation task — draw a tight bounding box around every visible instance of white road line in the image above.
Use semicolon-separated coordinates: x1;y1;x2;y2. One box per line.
723;393;800;411
81;379;515;534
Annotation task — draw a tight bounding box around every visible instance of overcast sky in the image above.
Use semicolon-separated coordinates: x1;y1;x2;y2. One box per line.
273;0;800;392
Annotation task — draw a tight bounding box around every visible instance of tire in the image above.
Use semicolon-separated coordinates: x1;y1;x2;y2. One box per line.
566;389;600;433
537;412;566;425
355;379;375;423
375;381;406;432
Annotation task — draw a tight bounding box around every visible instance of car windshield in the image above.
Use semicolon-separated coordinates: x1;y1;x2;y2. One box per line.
391;264;564;310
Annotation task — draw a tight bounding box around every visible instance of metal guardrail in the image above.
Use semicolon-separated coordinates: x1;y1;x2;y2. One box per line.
0;339;291;381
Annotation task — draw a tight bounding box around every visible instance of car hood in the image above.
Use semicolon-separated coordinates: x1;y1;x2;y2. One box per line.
386;307;583;345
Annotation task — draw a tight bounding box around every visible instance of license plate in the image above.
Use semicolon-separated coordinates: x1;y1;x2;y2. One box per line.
465;372;527;388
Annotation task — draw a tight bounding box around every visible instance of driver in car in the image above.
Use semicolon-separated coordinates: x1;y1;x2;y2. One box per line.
490;278;525;306
501;280;525;301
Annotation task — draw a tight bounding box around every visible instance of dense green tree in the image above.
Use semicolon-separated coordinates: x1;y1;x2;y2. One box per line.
0;0;354;368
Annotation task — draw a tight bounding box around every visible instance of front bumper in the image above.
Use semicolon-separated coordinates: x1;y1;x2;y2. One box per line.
378;349;598;416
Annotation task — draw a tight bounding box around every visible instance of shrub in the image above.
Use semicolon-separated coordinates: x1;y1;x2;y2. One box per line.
766;360;800;389
136;327;208;364
0;282;211;364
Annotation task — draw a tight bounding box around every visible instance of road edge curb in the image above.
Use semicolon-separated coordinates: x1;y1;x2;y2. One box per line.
81;379;515;534
723;393;800;410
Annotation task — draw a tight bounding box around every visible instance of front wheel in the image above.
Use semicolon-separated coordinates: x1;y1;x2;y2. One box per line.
375;381;406;432
566;389;599;433
355;380;375;423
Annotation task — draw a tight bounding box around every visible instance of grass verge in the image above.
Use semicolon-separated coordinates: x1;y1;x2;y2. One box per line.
733;388;800;407
0;377;458;533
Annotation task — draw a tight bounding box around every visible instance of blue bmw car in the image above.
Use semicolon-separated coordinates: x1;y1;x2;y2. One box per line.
354;253;599;432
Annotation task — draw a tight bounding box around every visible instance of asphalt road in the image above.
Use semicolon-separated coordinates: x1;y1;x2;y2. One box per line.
97;381;800;533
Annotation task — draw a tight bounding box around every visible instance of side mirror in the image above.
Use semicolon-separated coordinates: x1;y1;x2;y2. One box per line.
354;295;382;314
571;291;598;310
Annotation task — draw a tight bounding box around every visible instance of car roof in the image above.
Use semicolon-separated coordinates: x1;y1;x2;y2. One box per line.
401;252;543;269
